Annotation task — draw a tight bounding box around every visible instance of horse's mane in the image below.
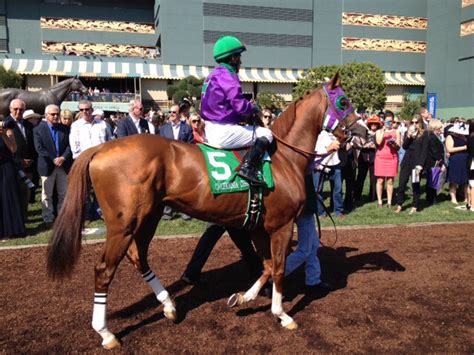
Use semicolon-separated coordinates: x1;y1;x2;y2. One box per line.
271;87;323;139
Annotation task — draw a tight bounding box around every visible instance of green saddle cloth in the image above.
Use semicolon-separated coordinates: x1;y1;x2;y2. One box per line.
198;144;274;195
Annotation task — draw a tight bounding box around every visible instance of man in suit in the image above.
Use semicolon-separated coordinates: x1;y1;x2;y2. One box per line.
159;104;194;143
159;104;194;220
33;104;72;227
5;99;37;218
116;99;155;138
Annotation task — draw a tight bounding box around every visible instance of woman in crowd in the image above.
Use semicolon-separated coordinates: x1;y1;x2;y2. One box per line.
0;117;25;239
394;115;425;214
188;112;206;143
60;109;74;127
423;119;446;206
465;119;474;211
445;122;469;205
374;114;400;208
355;115;380;203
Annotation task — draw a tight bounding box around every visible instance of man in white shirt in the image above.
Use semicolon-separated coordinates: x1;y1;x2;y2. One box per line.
312;130;344;218
69;100;111;159
69;100;111;220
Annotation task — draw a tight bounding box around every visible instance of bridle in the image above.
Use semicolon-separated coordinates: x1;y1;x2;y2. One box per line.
272;84;357;157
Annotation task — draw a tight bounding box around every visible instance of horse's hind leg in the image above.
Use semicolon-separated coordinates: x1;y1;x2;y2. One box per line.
125;210;177;322
91;225;134;350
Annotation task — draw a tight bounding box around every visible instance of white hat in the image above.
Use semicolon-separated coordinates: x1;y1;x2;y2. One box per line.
92;109;104;117
448;123;468;136
23;109;42;120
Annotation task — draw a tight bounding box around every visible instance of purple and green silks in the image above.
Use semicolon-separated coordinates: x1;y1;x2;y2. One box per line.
322;84;354;132
201;64;255;124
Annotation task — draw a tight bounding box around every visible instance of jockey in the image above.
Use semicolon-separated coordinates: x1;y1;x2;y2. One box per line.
201;35;273;186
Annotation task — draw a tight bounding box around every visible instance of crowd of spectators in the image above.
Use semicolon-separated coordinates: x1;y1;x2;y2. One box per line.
1;95;473;240
329;108;474;217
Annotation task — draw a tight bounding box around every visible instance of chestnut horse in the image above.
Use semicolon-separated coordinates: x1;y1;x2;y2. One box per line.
47;72;359;349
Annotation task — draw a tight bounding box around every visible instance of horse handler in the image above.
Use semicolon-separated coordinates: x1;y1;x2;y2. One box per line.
201;35;273;186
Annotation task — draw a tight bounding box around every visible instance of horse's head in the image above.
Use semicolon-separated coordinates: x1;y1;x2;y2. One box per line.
70;77;88;94
322;71;361;143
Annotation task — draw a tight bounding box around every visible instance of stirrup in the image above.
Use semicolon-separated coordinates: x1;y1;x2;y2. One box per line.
237;166;265;187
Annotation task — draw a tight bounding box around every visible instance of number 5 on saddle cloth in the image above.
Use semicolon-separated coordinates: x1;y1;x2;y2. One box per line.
198;144;275;229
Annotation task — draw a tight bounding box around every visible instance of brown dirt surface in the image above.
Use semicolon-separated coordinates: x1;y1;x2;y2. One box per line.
1;223;473;353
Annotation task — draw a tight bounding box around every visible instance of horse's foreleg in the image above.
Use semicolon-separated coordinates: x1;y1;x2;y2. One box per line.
227;259;272;307
92;230;133;350
270;222;298;330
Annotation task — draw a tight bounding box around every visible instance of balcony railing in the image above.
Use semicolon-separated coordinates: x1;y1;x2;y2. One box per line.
67;92;137;103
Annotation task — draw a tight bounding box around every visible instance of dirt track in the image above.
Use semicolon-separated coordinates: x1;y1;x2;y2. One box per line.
0;223;473;353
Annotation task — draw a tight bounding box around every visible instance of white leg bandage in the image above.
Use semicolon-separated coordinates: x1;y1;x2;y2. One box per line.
92;293;117;345
243;280;263;302
271;284;294;327
143;269;170;304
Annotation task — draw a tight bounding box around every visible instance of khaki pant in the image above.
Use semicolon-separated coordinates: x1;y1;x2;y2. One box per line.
41;167;68;223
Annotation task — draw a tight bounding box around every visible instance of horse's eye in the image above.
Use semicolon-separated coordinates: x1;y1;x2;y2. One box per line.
336;96;349;111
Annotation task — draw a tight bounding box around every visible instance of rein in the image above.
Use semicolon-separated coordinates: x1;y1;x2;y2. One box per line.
272;131;317;157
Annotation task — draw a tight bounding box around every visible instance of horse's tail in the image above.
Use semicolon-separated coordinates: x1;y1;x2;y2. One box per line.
47;146;99;280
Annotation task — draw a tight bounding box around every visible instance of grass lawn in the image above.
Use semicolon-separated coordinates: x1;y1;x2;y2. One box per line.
2;181;473;248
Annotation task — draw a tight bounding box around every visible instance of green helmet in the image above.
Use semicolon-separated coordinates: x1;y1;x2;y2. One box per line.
213;35;246;62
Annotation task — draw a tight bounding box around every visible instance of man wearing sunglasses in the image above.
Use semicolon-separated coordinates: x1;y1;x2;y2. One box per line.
201;35;273;186
33;104;72;228
69;100;111;221
69;100;111;159
117;99;154;138
159;104;194;220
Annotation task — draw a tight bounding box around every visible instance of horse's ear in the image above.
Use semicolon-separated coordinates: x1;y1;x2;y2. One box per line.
328;70;341;89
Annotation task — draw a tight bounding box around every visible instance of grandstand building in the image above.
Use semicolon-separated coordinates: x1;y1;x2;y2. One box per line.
0;0;472;117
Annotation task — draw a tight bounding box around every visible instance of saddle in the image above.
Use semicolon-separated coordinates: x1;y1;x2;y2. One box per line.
197;143;274;230
197;143;274;194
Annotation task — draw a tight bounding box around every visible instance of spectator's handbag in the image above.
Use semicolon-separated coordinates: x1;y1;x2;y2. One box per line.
428;160;445;195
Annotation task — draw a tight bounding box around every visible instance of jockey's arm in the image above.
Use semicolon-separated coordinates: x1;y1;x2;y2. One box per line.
220;74;255;118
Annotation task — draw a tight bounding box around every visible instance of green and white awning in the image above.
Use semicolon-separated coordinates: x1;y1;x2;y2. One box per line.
0;57;303;83
384;71;425;86
0;57;425;85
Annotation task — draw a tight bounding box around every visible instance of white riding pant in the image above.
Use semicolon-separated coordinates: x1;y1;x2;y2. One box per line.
204;120;273;149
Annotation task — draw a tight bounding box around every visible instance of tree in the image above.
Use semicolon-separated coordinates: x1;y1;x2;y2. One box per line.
166;75;203;105
0;67;23;89
293;62;386;112
399;94;426;120
256;91;286;112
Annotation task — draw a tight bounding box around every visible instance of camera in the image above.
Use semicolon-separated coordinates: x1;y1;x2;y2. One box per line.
17;169;35;189
386;138;396;147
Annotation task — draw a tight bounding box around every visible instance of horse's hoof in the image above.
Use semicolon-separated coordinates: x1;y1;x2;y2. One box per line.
102;336;121;350
284;321;298;330
164;308;177;322
227;293;244;308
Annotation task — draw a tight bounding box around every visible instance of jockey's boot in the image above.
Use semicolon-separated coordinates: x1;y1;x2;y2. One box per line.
237;137;270;187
